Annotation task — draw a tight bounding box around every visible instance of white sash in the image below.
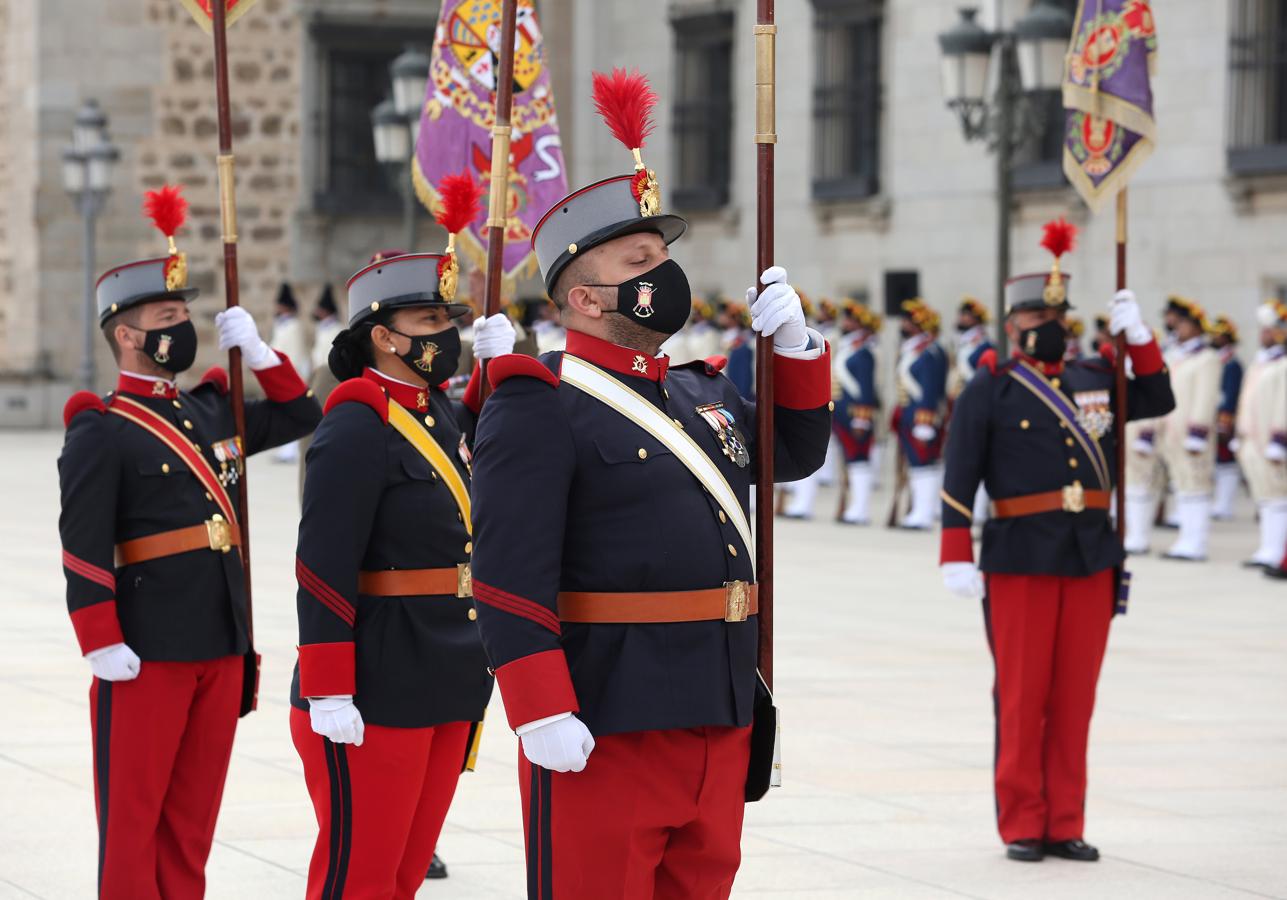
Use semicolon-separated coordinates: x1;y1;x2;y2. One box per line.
561;355;755;565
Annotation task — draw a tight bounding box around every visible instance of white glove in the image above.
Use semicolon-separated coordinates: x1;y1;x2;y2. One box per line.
942;562;985;600
1183;434;1208;454
912;423;937;443
216;307;279;370
1109;290;1152;346
1229;437;1242;455
1132;438;1155;456
472;314;517;361
86;642;141;681
746;266;809;353
1267;442;1287;463
308;696;365;746
517;713;595;773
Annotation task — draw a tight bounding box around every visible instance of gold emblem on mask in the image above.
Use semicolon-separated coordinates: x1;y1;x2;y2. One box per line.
415;341;441;373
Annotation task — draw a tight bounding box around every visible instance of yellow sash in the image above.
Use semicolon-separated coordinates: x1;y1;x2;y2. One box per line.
387;400;472;535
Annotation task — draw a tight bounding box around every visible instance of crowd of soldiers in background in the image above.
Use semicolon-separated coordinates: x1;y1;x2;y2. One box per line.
265;267;1287;578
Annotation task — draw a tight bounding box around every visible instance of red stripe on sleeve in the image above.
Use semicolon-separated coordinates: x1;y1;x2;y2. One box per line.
62;550;116;591
473;581;561;634
295;558;356;627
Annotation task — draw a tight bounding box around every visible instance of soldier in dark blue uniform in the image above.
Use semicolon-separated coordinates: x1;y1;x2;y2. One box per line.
289;232;516;896
938;220;1174;863
1210;316;1244;519
893;299;949;529
468;70;832;899
58;186;321;899
718;297;756;399
833;300;883;524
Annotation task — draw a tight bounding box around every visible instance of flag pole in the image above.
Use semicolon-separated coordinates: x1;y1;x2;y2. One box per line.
210;0;257;713
1114;188;1128;542
479;0;519;404
754;0;777;690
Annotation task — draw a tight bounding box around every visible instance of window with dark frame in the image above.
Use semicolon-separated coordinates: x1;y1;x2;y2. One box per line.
811;0;883;202
1228;0;1287;175
1011;0;1079;191
310;21;432;214
671;11;735;211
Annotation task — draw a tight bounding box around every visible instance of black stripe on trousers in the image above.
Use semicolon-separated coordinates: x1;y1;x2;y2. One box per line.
321;740;353;900
526;766;554;900
95;679;113;898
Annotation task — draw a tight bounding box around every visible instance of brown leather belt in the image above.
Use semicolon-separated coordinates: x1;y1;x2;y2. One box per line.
114;517;239;567
557;581;757;624
993;486;1110;518
358;564;473;599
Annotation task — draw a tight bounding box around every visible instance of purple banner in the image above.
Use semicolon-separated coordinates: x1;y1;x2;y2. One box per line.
1062;0;1158;211
412;0;567;283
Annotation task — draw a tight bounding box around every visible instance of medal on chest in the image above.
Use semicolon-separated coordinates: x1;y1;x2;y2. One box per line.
1073;390;1113;440
695;402;750;468
212;435;244;486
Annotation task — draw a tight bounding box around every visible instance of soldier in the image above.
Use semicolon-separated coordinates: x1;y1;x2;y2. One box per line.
1064;315;1085;362
271;282;311;464
468;69;831;898
686;296;722;362
310;284;342;378
1233;300;1287;569
58;186;321;899
1153;298;1222;560
1092;314;1112;353
289;191;518;895
893;298;949;529
1210;316;1244;520
833;301;883;524
719;297;756;399
950;297;995;400
938;219;1174;863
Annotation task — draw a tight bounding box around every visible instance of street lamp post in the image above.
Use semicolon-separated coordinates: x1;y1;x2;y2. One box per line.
938;2;1073;353
62;99;119;391
373;46;430;251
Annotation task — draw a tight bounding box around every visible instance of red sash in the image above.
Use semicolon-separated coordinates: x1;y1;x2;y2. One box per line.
108;395;239;523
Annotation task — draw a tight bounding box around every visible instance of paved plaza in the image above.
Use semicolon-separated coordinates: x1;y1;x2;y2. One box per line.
1;429;1284;899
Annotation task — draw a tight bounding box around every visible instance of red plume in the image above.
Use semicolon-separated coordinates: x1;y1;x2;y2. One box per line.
591;68;657;151
1040;217;1077;260
434;171;484;235
142;184;188;239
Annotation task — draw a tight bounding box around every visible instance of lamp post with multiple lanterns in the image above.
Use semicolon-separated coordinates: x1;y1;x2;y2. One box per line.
937;1;1074;351
371;45;431;251
62;99;120;391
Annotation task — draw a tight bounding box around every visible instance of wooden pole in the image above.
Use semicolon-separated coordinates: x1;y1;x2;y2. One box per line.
754;0;776;690
479;0;519;403
1114;188;1128;542
211;0;256;711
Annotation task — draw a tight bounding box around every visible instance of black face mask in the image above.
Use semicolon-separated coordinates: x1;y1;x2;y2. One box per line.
135;319;198;374
390;325;461;385
593;259;692;337
1019;318;1066;363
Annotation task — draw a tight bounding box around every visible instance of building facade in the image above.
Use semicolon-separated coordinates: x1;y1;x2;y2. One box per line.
2;0;1286;423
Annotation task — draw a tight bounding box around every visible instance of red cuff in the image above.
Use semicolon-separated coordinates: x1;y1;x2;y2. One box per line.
496;649;579;731
773;344;832;410
462;361;483;415
940;527;975;565
253;352;309;402
70;600;125;655
298;642;356;697
1126;339;1164;376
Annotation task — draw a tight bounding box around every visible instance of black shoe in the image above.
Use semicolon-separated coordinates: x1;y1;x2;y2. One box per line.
1005;840;1044;862
1044;839;1100;861
1265;566;1287;581
425;853;448;880
1242;559;1270;570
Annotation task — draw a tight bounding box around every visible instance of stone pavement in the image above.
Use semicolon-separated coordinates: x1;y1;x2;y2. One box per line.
1;429;1284;899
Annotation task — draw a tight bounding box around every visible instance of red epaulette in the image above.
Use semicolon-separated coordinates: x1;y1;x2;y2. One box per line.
676;355;729;376
488;354;559;389
977;349;999;374
324;378;389;424
198;365;229;395
63;391;106;428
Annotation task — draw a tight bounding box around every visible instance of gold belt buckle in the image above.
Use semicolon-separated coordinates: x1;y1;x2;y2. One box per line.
206;514;233;553
724;580;750;623
1062;482;1085;513
456;562;473;599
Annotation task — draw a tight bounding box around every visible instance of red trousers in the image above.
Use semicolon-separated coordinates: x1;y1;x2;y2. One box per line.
290;708;469;900
520;725;751;900
89;655;241;900
984;569;1114;844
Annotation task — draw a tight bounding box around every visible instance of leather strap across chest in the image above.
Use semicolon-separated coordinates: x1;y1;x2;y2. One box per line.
387;399;472;535
560;355;754;564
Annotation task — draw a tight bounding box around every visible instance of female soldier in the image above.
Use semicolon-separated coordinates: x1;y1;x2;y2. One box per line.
289;231;515;897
